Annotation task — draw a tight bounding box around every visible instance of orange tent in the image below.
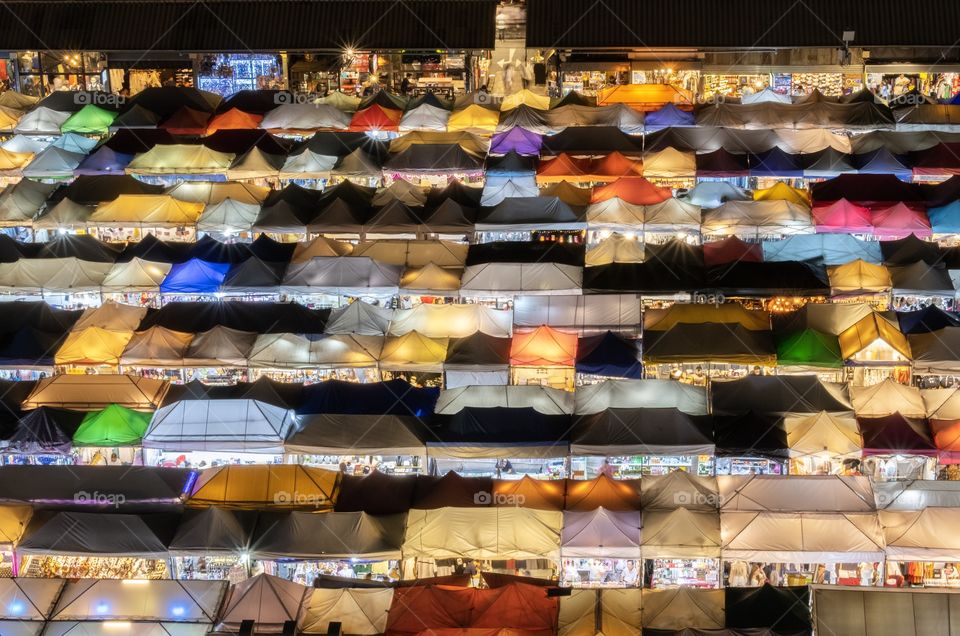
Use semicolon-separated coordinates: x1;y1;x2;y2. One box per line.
348;104;401;132
205;107;264;134
509;325;577;367
590;177;673;205
931;419;960;462
588;151;644;181
565;474;642;511
535;153;590;184
597;84;694;111
492;476;566;510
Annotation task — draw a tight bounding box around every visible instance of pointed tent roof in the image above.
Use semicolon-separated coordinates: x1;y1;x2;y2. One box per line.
851;378;924;418
18;511;170;558
565;474;642;511
165;180;269;205
182;325;257;367
827;259;893;295
509;325;577;366
22;373;169;411
379;331;448;371
640;471;719;511
299;587;394;635
90;194;204;226
160;105;212;135
838;313;911;362
127;144;235;175
32;197;93;229
347;104;401;132
225;147;283;180
144;398;296;452
204;107;263;134
753;181;809;206
60;104;117;134
324;300;393;335
159;259;230;294
22;146;85;179
216;574;309;634
641;147;696;178
783;411;861;458
187;464;338;510
74;145;134;175
642;507;721;558
315;91;361;112
168;507;255;556
0;147;32;175
14;107;70;135
447;104;500;133
260;102;351;132
775;329;843;368
858;413;936;456
196;197;260;234
590;177;672;205
812;198;873;233
574;330;641;378
489;126;543;155
5;407;83;455
286;410;424;457
119;326;193;367
54;326;134;367
110;103;161;129
561;507;641;557
72;403;151;446
399;103;451;132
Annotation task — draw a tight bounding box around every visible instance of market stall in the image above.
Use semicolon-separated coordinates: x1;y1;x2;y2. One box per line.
187;464;339;510
560;507;641;587
641;508;721;588
168;507;255;582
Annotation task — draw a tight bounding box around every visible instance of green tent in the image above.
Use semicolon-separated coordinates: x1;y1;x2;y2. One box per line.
72;404;151;446
61;104;117;135
775;329;843;368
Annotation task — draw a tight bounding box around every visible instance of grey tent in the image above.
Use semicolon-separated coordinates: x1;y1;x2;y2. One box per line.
168;507;256;556
285;413;427;456
250;511;405;560
18;511;171;558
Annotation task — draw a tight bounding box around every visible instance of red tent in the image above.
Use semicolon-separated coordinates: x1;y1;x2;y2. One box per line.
870;202;932;238
535;153;589;182
703;235;764;267
509;325;578;366
931;419;960;463
205;107;263;134
911;143;960;177
590;176;672;205
387;584;558;636
348;104;401;132
588;151;644;181
160;106;212;135
811;198;873;233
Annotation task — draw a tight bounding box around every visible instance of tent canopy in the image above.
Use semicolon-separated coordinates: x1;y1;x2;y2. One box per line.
19;511;172;558
72;403;151;446
144;399;297;452
187;464;338;510
401;507;562;559
251;511;405;560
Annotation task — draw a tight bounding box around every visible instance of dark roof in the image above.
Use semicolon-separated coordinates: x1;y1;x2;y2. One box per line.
4;1;498;51
526;0;960;48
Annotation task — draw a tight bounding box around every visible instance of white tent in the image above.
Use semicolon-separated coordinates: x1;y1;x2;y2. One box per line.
641;147;696;178
196;198;260;234
775;128;853;154
0;577;64;633
14;107;69;135
48;579;224;624
281;256;402;296
641;587;724;631
574;379;708;415
701;200;814;237
183;326;257;367
851;378;925;418
585;197;645;230
585;234;646;265
640;471;720;511
717;474;876;512
216;574;309;634
460;262;582;296
351;239;468;268
299;587;394;635
144;399;297;452
279;149;337;179
922;387;960;420
812;586;960;636
641;508;721;558
22;146;85;179
248;333;382;369
881;508;960;561
399;104;451;131
0;258;111;294
721;511;885;562
324;301;393;335
681;181;752;208
435;385;574;415
479;177;539;206
512;294;640;330
260;103;351;131
102;258;172;293
33;197;94;230
874;481;960;510
388;303;512;338
558;588;642;636
561;507;641;558
402;507;562;559
1;135;49;154
783;410;862;458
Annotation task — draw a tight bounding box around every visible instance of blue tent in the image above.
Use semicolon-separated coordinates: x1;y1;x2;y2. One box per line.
929;200;960;233
644;103;695;130
762;234;882;264
575;331;642;378
852;148;913;179
74;147;134;176
296;379;439;417
748;147;803;177
159;259;230;294
897;305;960;334
51;132;98;154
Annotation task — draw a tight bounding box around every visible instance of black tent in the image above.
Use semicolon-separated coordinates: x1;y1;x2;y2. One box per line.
19;511;179;557
427;406;571;457
52;175;165;204
811;174;924;205
575;331;642;378
296;379;439;417
118;234;193;264
426;180;483;208
714;411;789;459
711;375;851;415
102;128;176;154
858;413;937;455
222;257;286;290
412;471;494;508
300;132;388;158
35;234;121;262
724;585;811;632
0;301;82;334
220;89;292;114
477;197;585;229
187;235;254;264
138;301;329;334
570;408;713;456
466;241;585;266
445;332;512;367
695;148;749;177
127;87;222;118
540;126;644;154
485;151;537;175
880;234;943;266
249;234;297;262
642;324;775;364
896;305;960;334
4;406;84;455
169;507;258;555
335;470;418;515
384;143;483;172
706;261;830;297
0;326;67;368
161;376;304;409
202;129;293;155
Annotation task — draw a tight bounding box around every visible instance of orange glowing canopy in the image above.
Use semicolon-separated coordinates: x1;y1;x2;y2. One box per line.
588;151;644;181
590;177;673;205
348;104;401;132
509;325;577;367
205;108;264;134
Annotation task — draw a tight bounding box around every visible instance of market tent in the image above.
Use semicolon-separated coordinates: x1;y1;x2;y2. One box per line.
574;379;707;415
773;302;877;337
642;323;776;365
187;464;338;510
717;474;877;512
216;574;309;633
641;508;721;558
158;258;230;294
640;471;719;511
348;104;401;132
110;104;162;129
379;331;448;372
278;148;337;179
295;379;438;417
388;303;512;338
783;411;862;459
776;326;842;369
720;511;885;562
0;257;113;294
195;198;260;234
291;236;354;263
168;507;256;556
427;406;571;458
281;257;401;296
644;103;695;129
401;507;562;559
641;147;696;178
706;259;830;297
126;144;235;176
325;301;393;336
565;475;642;511
851;378;923;417
811;173;923;206
763;234;881;265
60;104;117;134
299;587;395;635
558;588;641;636
857;413;937;456
874;481;960;510
18;511;171;558
119;325;192;367
71;403;151;446
160;106;212;134
510;325;577;366
701;200;813;237
435;385;572;415
144;399;297;452
695;147;750;177
702;236;763;267
351;239;467;268
0;147;32;176
479;176;538;206
33;197;95;230
574;331;641;378
400;263;462;294
140;301;328;334
4;407;83;455
490;126;543;155
590;177;672;205
681;181;752;208
561;507;641;558
570;407;713;456
47;578;223;624
14;107;69;135
251;511;404;560
838;313;911;363
205;108;263;134
880;233;942;266
909;328;960;373
870;204;932;238
460;262;583;296
753;182;809;206
541;181;593;208
21;373;168;411
399;103;451;132
335;471;416;515
316;91;361;112
0;325;67;369
285;413;426;457
641;588;724;631
445;331;512;371
725;585;811;633
880;508;960;560
854;147;914;178
53;327;134;367
22;146;86;179
226;147;284;180
714;411;788;461
0;577;63;631
91;193;204;226
827;259;892;295
260;103;351;132
802;146;857;177
585;234;645;265
477;197;585;231
491;477;566;511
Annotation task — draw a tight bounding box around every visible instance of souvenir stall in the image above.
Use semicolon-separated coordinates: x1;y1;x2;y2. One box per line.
560;507;642;587
838;312;912;386
168;508;254;582
250;511;404;585
880;507;960;587
1;407;85;465
509;325;578;390
641;508;722;588
784;411;863;475
0;505;31;576
17;511;172;579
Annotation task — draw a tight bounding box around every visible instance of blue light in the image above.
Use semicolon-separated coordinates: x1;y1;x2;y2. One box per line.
96;602;110;614
171;605;185;617
7;601;24;615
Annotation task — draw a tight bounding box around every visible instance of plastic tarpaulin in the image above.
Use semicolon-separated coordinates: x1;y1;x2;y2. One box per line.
574;379;707;415
570;408;713;456
216;573;309;633
388;303;512;339
880;508;960;560
299;587;394;635
641;508;721;558
144;399;297;452
18;511;170;557
401;507;562;559
561;507;641;558
251;511;404;560
720;511;885;562
187;464;338;510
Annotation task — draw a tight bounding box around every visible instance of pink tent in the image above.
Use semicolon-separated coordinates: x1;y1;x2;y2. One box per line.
812;198;873;234
870;202;932;238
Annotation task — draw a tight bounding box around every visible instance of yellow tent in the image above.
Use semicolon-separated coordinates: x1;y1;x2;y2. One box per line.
447;104;499;134
0;504;32;545
500;89;551;111
827;260;893;295
0;105;22;131
389;131;490;155
126;144;235;175
90;194;205;226
378;331;448;372
753;182;810;207
644;303;770;332
0;147;32;174
164;181;270;205
641;147;696;178
838;313;910;361
187;464;340;510
54;327;134;367
21;373;169;411
597;84;693;111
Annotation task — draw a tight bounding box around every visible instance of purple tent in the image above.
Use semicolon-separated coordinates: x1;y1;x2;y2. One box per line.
74;147;134;176
490;126;543;156
644;103;695;130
